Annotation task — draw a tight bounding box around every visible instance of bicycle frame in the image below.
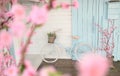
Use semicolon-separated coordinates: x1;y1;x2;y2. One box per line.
55;39;80;60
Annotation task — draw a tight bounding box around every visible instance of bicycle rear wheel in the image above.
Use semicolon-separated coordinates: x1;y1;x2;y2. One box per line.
74;43;93;61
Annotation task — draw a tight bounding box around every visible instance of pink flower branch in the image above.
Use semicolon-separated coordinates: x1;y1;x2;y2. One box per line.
18;25;36;67
96;19;116;68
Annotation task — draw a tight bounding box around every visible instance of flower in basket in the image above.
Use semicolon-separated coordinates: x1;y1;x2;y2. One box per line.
47;32;56;43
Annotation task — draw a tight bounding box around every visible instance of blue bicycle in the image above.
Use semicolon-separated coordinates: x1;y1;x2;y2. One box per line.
62;36;94;61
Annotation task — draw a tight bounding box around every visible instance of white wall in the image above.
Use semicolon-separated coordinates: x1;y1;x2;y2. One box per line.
28;0;72;58
14;0;72;64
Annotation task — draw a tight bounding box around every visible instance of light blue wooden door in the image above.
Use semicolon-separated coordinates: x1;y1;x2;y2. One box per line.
72;0;120;61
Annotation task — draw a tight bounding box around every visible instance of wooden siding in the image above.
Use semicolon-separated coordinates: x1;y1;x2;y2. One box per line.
72;0;120;61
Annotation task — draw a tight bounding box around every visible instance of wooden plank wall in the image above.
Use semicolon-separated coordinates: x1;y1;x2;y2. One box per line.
72;0;120;61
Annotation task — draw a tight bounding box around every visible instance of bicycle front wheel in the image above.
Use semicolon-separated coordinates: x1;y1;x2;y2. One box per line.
74;43;93;61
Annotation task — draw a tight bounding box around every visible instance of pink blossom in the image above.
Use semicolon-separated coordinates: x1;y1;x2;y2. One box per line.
76;53;109;76
96;22;115;57
102;29;109;35
0;53;3;59
4;55;11;63
11;0;17;4
28;5;48;25
109;26;116;33
5;12;13;17
104;45;111;51
0;53;3;64
4;54;15;64
9;21;26;38
73;0;79;8
0;31;12;50
22;68;36;76
38;66;56;76
52;0;58;8
24;60;34;69
4;66;18;76
0;11;6;18
61;2;70;9
11;4;25;20
22;60;36;76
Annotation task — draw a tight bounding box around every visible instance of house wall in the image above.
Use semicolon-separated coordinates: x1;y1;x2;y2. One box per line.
72;0;120;61
27;0;72;56
14;0;72;65
108;2;120;61
14;0;120;68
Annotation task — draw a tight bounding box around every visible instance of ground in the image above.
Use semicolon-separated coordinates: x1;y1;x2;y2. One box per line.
37;59;120;76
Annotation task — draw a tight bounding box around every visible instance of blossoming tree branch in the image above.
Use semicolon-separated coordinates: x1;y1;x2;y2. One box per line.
96;19;116;68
